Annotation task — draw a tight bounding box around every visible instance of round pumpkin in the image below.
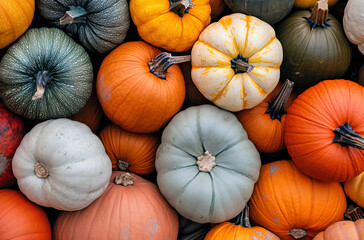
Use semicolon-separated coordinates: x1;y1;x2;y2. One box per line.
223;0;295;25
0;27;93;120
0;189;51;240
156;104;261;223
0;0;35;49
53;172;179;240
97;41;186;133
191;13;283;112
37;0;130;53
0;102;24;188
294;0;340;8
130;0;211;52
12;118;112;211
99;123;160;175
343;0;364;55
284;80;364;182
313;219;364;240
236;79;296;153
249;160;347;240
276;0;352;92
344;171;364;207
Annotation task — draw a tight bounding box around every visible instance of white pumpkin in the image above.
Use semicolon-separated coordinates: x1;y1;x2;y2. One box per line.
343;0;364;54
191;13;283;112
12;119;112;211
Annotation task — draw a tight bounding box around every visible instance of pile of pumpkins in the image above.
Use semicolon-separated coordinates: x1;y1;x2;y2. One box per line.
0;0;363;239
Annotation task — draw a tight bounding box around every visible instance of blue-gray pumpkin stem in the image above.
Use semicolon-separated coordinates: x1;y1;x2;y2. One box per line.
60;6;88;25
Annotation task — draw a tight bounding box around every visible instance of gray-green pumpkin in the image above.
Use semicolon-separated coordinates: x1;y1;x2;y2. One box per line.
223;0;295;25
155;104;261;224
0;27;93;120
37;0;130;53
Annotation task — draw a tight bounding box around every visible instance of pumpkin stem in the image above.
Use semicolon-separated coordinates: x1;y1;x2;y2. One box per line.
304;0;330;29
265;79;294;121
117;160;130;171
234;206;252;228
169;0;193;17
60;6;88;25
231;54;254;74
34;162;49;179
344;204;364;221
289;229;307;239
333;122;364;150
148;52;191;79
196;151;216;172
32;70;53;100
114;173;134;187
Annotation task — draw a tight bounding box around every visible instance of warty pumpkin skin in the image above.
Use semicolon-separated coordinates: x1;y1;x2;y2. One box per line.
0;0;35;49
130;0;211;52
284;80;364;182
313;219;364;240
249;160;347;240
37;0;130;53
0;189;51;240
53;171;179;240
343;0;364;55
344;171;364;207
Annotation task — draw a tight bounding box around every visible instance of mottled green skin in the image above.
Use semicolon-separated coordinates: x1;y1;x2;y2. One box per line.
276;11;352;92
38;0;130;53
0;28;93;120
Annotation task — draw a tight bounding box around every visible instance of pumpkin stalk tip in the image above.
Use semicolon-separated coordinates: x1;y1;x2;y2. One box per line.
231;54;254;74
305;0;330;29
344;204;364;221
148;52;190;79
60;6;88;25
333;122;364;150
196;151;216;172
32;70;53;101
114;173;134;187
34;162;49;179
265;79;294;121
169;0;193;17
289;229;307;239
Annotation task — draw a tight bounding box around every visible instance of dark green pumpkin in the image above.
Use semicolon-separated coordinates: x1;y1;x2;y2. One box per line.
37;0;130;53
223;0;295;25
276;1;352;92
0;28;93;120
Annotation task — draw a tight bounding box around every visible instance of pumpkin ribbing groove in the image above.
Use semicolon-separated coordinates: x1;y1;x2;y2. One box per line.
196;107;206;153
85;23;119;45
215;165;255;182
208;172;215;216
198;40;229;60
0;4;16;41
214;137;245;158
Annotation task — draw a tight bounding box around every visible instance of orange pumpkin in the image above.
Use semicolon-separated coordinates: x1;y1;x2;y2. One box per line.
0;0;35;49
285;80;364;182
210;0;226;20
344;171;364;207
313;219;364;240
294;0;340;8
96;41;186;133
0;189;51;240
53;172;179;240
99;123;160;175
236;79;296;153
249;160;347;240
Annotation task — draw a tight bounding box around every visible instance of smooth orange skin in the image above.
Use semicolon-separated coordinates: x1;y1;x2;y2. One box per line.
344;171;364;207
96;41;185;133
99;123;160;175
284;80;364;182
294;0;340;8
0;189;51;240
249;160;347;240
313;220;364;240
0;0;35;49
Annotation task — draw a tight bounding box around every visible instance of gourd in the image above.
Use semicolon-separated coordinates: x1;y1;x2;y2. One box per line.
249;160;347;240
191;13;283;112
97;41;186;133
37;0;130;53
156;104;261;223
12;118;112;211
0;0;35;49
53;172;178;240
0;28;93;120
284;80;364;182
343;0;364;55
313;219;364;240
130;0;211;52
344;171;364;207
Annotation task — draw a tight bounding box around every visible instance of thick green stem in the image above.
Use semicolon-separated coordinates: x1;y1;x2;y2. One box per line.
148;52;191;79
265;79;294;121
32;70;53;100
231;54;254;74
60;6;88;25
333;122;364;150
169;0;193;17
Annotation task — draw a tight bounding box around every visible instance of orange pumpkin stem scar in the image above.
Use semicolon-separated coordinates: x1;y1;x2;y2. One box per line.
148;52;191;79
196;151;216;172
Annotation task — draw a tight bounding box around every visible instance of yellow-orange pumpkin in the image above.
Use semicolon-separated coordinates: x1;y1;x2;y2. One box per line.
344;171;364;207
294;0;340;8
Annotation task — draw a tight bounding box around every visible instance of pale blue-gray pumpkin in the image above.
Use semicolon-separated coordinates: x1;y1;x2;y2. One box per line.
223;0;295;25
0;27;93;120
37;0;130;53
155;104;261;224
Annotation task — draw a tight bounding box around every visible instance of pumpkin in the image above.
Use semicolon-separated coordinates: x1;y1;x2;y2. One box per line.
0;27;93;120
156;104;261;223
210;0;226;20
344;171;364;207
313;219;364;240
12;118;112;211
276;0;352;92
191;13;283;112
223;0;295;25
0;102;24;188
129;0;211;52
0;189;51;240
284;80;364;182
236;79;296;153
0;0;35;49
53;172;179;240
37;0;130;53
249;160;347;240
343;0;364;55
97;41;186;133
294;0;340;8
99;123;160;175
